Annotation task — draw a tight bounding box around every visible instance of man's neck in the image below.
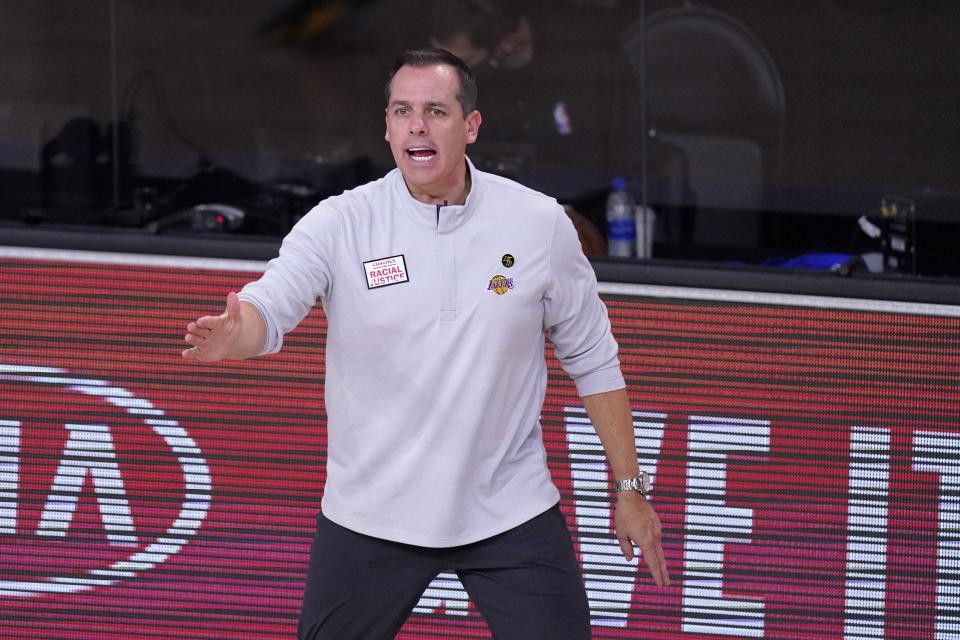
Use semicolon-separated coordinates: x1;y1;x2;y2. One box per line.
406;162;472;206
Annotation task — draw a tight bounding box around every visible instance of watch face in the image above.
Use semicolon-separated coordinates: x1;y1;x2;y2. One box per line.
639;471;651;493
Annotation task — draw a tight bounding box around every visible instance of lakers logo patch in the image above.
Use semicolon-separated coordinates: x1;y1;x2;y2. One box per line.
487;274;514;295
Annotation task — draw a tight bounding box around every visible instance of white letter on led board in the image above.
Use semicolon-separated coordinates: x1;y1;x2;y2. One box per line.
36;423;138;546
683;416;769;637
565;406;665;627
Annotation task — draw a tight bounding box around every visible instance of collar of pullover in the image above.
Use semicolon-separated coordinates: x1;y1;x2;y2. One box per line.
392;156;481;232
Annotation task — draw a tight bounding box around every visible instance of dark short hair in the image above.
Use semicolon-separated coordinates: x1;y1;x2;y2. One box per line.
385;48;479;116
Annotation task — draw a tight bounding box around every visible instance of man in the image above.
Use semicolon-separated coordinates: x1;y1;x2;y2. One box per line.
182;48;668;640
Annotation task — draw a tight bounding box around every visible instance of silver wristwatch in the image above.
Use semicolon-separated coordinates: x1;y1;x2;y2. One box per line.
614;471;650;496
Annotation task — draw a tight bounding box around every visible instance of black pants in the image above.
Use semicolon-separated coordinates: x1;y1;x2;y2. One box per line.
298;504;591;640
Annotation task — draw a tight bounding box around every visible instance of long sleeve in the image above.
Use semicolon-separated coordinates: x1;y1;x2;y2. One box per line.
238;203;340;354
543;207;625;396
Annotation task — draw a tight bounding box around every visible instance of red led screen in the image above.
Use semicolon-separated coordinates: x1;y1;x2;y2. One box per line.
1;251;959;639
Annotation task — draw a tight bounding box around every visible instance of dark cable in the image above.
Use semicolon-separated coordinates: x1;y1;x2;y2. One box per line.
120;70;214;167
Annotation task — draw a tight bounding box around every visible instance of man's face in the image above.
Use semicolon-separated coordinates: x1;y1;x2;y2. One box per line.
385;64;481;203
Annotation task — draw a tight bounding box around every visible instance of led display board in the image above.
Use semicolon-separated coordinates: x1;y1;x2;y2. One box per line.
1;249;958;639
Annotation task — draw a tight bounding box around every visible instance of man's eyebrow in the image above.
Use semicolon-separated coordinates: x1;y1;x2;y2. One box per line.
388;100;452;109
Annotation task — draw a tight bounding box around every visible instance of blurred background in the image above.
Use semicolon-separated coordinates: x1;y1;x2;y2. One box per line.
1;0;957;275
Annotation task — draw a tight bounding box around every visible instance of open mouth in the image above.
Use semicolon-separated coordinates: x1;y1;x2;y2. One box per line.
406;146;437;162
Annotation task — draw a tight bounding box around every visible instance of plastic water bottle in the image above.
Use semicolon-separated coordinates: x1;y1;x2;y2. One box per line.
606;177;636;257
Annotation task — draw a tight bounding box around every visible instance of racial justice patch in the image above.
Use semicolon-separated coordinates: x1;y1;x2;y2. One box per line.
363;255;409;289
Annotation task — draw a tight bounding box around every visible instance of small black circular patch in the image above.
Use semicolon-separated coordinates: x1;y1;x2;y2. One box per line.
502;254;515;268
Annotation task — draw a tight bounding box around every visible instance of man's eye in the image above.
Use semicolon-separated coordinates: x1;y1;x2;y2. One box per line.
395;107;408;115
431;109;444;117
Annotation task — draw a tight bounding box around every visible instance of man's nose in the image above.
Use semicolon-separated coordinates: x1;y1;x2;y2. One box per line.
408;115;426;135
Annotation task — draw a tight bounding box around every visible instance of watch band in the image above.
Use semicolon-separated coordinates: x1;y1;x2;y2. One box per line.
614;471;650;495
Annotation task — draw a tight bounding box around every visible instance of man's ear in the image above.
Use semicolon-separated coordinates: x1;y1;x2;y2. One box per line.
384;111;390;142
465;110;482;144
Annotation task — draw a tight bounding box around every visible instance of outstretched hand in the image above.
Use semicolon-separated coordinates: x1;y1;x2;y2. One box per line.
182;291;244;362
614;492;670;586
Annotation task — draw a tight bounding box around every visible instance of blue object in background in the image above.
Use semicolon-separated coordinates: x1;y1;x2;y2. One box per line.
763;253;853;270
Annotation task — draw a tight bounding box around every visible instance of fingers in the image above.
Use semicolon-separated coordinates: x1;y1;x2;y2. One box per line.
181;346;200;360
192;293;239;332
195;314;222;331
182;331;206;360
617;536;670;587
615;503;671;586
186;321;213;336
618;532;669;586
183;318;219;359
641;539;670;586
182;333;220;361
182;293;239;362
617;534;634;562
637;525;669;586
184;321;214;347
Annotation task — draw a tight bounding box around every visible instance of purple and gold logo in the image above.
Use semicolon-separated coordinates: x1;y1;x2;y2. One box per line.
487;274;514;295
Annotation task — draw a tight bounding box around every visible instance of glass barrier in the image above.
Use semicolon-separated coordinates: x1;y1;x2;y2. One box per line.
0;0;958;278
